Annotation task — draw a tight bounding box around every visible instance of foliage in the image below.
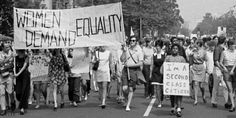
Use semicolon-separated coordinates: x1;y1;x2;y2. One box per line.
193;11;236;37
0;0;14;37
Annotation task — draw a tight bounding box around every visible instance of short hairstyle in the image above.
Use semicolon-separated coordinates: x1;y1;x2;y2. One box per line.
217;36;226;45
170;37;177;43
196;39;203;47
171;43;180;51
154;40;163;48
227;39;235;47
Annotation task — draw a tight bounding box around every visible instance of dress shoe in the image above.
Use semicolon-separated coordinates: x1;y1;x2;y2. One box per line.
20;111;24;115
176;111;182;117
11;102;16;111
212;103;217;108
229;107;235;112
194;101;198;106
0;110;6;116
20;109;24;115
225;103;232;109
53;107;57;111
60;103;65;108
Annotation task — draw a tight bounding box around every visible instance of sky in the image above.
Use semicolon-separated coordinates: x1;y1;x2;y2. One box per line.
177;0;236;30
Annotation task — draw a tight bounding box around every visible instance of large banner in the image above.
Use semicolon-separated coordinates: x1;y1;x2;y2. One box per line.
14;3;125;49
163;62;190;96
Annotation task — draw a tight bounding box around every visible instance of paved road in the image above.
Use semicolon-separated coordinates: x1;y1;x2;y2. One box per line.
5;81;236;118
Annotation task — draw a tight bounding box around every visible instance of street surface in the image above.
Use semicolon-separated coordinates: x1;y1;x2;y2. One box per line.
7;81;236;118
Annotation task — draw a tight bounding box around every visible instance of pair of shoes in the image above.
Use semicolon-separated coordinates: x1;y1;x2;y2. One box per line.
229;107;235;112
193;101;198;106
125;107;131;112
176;111;182;117
212;103;217;108
35;105;40;109
0;110;6;116
225;103;232;109
60;103;64;108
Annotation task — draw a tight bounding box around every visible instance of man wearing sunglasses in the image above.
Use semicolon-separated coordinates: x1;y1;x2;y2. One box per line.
120;36;144;111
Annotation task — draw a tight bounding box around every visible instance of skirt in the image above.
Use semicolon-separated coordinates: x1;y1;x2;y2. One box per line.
190;64;206;82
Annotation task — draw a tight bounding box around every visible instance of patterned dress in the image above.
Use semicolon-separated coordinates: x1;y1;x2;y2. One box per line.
48;54;67;86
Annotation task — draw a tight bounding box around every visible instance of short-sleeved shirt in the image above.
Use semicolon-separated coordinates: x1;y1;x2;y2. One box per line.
143;47;154;65
222;49;236;66
205;50;214;74
125;45;144;66
213;45;224;66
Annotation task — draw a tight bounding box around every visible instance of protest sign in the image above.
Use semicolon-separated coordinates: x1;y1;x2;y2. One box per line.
163;62;190;96
70;48;91;74
28;53;50;81
14;3;125;49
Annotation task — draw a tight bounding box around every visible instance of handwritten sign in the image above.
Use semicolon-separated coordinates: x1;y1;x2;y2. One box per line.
28;54;50;81
163;62;190;96
14;3;125;49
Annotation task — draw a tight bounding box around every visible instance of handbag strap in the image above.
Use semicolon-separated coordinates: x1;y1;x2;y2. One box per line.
128;50;137;64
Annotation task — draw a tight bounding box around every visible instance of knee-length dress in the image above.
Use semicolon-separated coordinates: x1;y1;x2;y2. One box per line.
151;53;165;84
48;54;67;86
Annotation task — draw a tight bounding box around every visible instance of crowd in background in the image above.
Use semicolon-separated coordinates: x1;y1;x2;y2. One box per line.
0;35;235;117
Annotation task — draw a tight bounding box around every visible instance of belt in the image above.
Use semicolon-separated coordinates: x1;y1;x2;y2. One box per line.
125;67;140;70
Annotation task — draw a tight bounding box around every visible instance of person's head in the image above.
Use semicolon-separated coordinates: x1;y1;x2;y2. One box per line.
207;40;216;52
227;39;235;51
98;46;106;52
129;35;138;47
196;39;204;48
171;44;180;56
154;40;163;53
177;38;184;46
1;40;12;52
171;37;178;44
145;38;152;47
51;49;62;56
16;50;26;56
217;36;226;45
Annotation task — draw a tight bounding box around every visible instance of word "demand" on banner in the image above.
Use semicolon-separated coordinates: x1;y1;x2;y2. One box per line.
14;3;125;49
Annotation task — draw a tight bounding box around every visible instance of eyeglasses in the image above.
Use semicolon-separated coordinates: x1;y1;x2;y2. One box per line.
130;40;137;42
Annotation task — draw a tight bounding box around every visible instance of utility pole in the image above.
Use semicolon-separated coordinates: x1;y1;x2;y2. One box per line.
140;0;143;40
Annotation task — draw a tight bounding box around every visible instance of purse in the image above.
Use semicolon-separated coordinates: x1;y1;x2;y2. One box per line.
92;51;99;71
62;53;70;72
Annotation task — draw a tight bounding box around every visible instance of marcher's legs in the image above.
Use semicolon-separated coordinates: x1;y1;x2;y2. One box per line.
53;84;58;110
0;85;6;115
28;81;34;104
156;85;163;107
193;81;199;104
199;82;206;103
126;87;133;111
211;68;221;106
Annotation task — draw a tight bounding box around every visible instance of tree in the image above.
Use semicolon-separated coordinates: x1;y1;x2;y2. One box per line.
0;0;14;37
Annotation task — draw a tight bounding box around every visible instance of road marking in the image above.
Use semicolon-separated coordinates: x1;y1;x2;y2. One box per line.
143;98;156;117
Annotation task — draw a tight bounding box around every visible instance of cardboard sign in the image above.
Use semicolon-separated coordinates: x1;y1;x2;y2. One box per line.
163;62;190;96
28;54;50;81
14;3;125;49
